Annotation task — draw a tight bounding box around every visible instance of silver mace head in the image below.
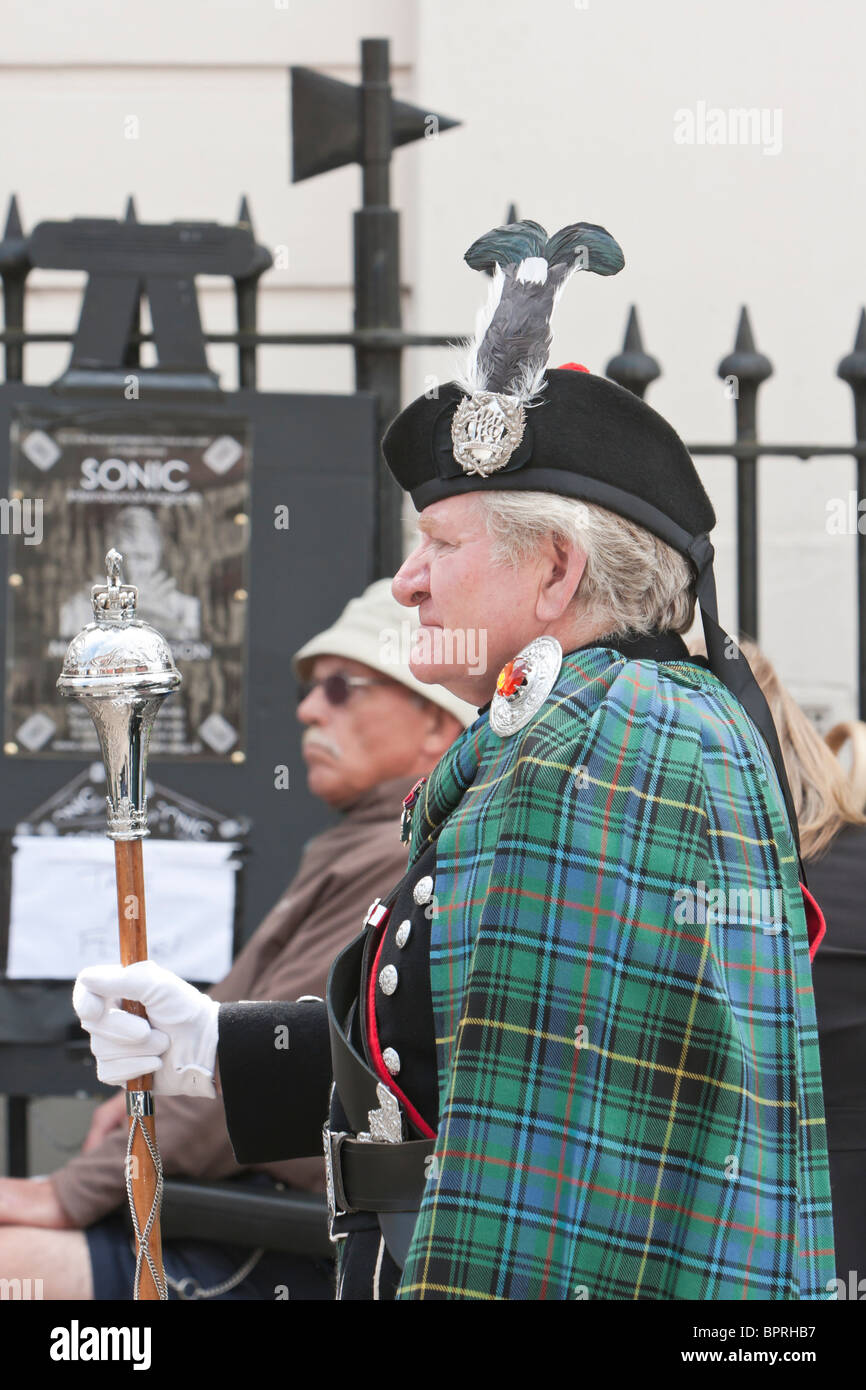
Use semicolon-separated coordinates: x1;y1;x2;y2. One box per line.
56;548;182;840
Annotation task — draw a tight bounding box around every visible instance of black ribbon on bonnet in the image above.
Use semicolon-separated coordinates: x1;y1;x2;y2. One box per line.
686;533;807;887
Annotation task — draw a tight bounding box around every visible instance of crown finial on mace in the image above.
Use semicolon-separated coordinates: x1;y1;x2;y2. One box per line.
56;549;181;840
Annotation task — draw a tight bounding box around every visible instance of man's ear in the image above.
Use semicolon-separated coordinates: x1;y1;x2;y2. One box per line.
535;534;587;623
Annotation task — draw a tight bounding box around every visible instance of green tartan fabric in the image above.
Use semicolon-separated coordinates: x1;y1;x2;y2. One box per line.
396;646;836;1300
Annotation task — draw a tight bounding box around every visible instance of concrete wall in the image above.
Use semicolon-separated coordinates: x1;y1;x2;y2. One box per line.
407;0;863;727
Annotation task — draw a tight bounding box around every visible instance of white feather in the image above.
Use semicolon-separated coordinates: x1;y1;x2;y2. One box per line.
512;358;549;407
516;257;548;285
452;263;507;394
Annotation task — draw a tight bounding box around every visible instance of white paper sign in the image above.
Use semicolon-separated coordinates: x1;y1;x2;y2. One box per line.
6;836;239;982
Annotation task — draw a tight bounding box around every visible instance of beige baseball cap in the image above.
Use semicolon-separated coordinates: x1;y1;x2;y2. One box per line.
292;578;479;728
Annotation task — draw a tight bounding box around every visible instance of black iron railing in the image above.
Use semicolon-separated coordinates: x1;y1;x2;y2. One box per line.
3;192;866;711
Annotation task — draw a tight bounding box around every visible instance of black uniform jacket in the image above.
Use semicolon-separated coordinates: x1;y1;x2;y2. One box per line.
217;840;440;1299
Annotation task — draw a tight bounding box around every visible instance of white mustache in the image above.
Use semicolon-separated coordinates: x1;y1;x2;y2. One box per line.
303;732;342;760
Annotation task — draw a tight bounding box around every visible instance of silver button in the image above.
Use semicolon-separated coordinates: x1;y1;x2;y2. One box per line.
395;920;411;949
382;1047;401;1076
378;964;398;996
413;875;434;906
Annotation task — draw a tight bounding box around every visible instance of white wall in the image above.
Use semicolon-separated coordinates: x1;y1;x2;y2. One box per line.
1;0;862;723
409;0;865;727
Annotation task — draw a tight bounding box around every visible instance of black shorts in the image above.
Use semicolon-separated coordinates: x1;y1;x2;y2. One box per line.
84;1177;335;1302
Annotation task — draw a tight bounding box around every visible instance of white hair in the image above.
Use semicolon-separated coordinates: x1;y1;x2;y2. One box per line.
473;491;697;636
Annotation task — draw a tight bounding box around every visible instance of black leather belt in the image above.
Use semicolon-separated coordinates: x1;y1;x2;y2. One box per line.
324;924;434;1228
324;1127;433;1216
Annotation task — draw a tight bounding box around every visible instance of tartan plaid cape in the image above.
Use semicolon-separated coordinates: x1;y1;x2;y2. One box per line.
395;645;835;1300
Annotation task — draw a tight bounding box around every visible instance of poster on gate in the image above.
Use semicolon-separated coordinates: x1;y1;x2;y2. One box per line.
4;406;251;761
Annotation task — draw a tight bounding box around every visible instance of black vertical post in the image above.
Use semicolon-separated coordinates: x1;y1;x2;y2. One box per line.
0;196;30;384
235;195;269;392
6;1096;28;1176
606;306;661;401
718;308;772;641
354;37;403;579
837;309;866;720
121;196;141;371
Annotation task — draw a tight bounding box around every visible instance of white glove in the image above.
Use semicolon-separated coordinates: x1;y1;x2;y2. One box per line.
73;960;220;1098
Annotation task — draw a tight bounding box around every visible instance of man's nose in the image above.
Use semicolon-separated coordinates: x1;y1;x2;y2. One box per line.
392;547;428;608
296;684;329;725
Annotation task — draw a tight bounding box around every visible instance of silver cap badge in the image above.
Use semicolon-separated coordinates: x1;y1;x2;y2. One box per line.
451;390;526;476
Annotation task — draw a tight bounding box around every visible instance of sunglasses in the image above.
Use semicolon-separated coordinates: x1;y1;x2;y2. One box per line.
296;672;389;707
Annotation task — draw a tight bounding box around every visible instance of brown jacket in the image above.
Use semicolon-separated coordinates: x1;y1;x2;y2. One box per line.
51;775;412;1228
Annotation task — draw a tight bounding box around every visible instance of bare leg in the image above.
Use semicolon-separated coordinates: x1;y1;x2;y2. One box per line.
0;1226;93;1300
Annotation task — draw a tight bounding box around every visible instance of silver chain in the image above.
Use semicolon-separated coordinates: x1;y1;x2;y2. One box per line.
125;1093;167;1301
163;1247;266;1300
124;1089;269;1300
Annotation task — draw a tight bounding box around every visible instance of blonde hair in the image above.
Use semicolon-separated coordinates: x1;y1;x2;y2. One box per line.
727;638;866;861
474;491;697;636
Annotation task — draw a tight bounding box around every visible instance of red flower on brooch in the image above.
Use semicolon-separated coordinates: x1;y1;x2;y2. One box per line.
496;658;528;698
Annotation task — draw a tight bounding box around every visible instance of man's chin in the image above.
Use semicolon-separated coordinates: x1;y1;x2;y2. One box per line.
304;761;340;797
407;657;439;686
409;659;492;704
408;653;466;686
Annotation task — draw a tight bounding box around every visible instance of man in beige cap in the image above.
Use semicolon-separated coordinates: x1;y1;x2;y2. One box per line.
0;579;474;1301
293;578;476;812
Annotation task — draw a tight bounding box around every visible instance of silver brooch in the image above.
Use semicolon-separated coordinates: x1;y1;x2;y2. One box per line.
451;391;526;476
489;636;563;737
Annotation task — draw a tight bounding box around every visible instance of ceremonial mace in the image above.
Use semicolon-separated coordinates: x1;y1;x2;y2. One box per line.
57;548;182;1301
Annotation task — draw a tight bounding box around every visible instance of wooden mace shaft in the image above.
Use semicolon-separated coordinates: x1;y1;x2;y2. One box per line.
114;838;165;1301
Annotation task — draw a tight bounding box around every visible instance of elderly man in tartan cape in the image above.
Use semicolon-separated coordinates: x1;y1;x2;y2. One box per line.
74;216;836;1300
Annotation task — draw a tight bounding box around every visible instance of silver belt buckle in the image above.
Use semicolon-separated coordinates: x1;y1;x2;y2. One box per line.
322;1123;350;1242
